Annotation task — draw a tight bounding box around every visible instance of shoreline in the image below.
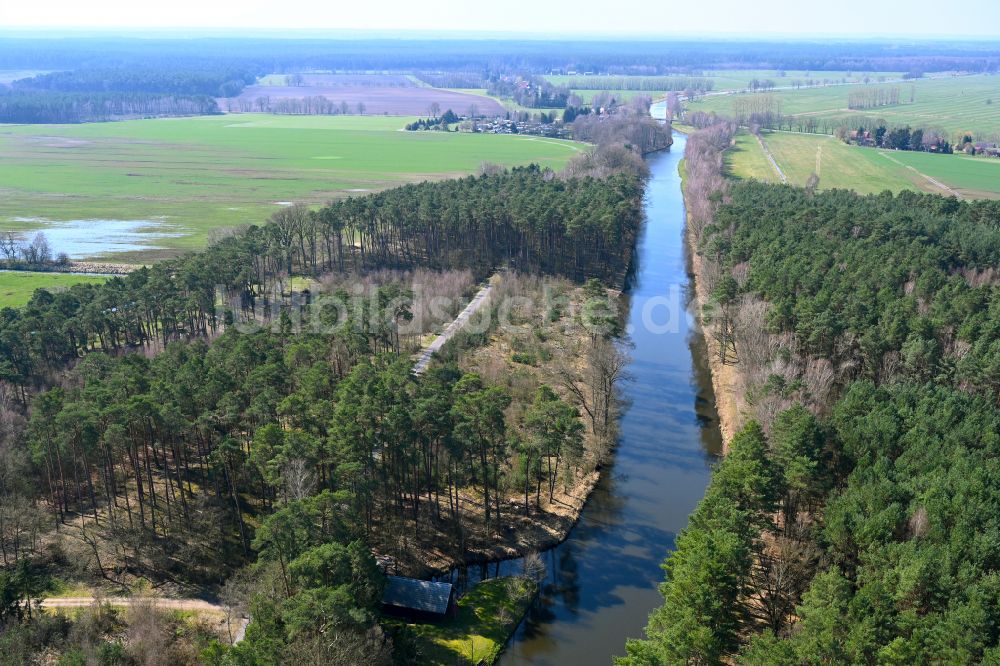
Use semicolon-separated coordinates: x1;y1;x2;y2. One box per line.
682;171;743;453
0;262;137;276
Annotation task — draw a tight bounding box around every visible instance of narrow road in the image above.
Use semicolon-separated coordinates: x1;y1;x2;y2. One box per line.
41;597;250;644
755;133;788;183
41;597;224;611
412;278;494;374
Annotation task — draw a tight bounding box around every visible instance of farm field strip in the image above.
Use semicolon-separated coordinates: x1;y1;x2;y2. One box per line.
0;271;109;308
687;74;1000;136
726;130;1000;198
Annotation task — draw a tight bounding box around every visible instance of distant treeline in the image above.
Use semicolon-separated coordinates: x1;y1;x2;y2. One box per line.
414;72;486;89
2;65;249;122
847;85;904;109
558;75;715;93
12;67;256;97
223;95;362;115
0;90;220;123
2;37;998;75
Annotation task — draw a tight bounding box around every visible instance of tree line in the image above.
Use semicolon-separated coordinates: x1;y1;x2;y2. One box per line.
846;85;904;110
0;90;220;123
557;76;715;93
0;166;642;406
13;67;256;97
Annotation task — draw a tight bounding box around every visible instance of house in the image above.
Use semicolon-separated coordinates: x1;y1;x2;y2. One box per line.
381;576;455;621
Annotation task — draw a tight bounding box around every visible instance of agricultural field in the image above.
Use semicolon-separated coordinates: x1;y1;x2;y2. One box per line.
687;73;1000;137
724;131;780;183
760;132;918;193
545;70;905;101
0;113;583;261
726;130;1000;198
222;73;505;116
697;69;905;92
0;270;108;308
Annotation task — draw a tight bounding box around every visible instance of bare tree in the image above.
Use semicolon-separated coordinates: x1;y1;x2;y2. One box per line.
283;458;316;501
0;233;19;262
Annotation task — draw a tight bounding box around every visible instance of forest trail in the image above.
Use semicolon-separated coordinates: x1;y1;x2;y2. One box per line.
756;133;788;183
41;597;249;644
41;596;224;611
412;277;494;374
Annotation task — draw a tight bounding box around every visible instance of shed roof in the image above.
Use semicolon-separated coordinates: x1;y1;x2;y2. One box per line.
382;576;453;615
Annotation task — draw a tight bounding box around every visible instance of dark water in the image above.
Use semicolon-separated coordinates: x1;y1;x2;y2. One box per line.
445;132;725;664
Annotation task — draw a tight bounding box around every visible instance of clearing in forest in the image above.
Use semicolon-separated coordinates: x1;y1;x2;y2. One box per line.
726;130;1000;198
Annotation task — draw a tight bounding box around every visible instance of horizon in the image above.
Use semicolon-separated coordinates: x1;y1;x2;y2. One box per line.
2;28;1000;42
3;0;1000;38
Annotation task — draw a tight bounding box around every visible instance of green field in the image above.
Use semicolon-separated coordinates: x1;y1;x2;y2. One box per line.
724;131;780;183
727;130;1000;198
696;69;904;92
545;70;904;99
0;271;108;308
687;74;1000;137
0;114;583;260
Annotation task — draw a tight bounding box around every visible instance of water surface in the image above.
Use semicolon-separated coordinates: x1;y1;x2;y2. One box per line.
449;133;724;664
5;218;183;259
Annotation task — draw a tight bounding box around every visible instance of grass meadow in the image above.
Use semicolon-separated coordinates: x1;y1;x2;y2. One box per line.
0;114;584;260
726;130;1000;198
0;271;108;308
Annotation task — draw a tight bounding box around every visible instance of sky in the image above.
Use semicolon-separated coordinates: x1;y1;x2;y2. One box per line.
2;0;1000;37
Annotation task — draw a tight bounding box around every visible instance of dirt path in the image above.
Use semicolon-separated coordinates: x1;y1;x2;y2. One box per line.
755;133;788;184
41;597;250;644
412;277;494;374
42;596;224;611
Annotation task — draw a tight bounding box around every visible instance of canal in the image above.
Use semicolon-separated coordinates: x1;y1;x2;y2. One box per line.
447;131;725;664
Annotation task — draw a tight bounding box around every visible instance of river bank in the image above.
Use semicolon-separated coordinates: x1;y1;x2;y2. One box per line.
679;130;745;452
0;262;137;276
395;134;721;665
493;133;722;664
398;274;614;578
684;209;743;451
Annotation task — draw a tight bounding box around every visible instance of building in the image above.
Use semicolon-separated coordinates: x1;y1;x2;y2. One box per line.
381;576;455;621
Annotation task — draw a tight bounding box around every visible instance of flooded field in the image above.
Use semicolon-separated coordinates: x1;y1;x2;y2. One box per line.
6;218;185;260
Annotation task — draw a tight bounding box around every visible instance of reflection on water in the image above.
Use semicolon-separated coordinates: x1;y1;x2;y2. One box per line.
444;133;724;664
5;219;184;259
